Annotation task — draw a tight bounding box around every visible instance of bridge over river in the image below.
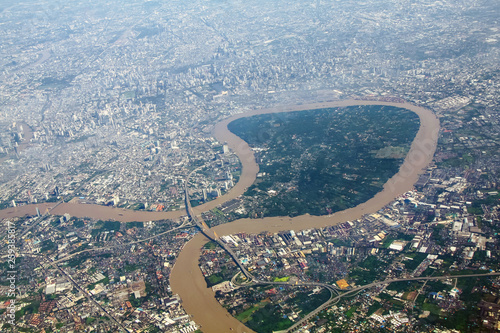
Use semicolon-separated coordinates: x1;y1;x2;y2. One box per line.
171;99;442;333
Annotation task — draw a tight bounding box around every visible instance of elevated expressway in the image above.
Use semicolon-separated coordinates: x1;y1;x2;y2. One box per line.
183;166;254;281
183;165;500;333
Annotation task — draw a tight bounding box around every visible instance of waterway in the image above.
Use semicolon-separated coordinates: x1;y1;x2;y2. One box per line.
0;100;440;333
0;202;185;222
170;100;440;333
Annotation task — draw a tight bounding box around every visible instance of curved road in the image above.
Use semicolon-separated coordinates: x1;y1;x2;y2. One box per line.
3;100;442;333
171;99;441;333
285;272;500;332
183;163;254;280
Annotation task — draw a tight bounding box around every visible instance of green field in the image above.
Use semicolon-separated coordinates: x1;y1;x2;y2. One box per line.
228;105;419;217
236;301;269;323
273;276;290;282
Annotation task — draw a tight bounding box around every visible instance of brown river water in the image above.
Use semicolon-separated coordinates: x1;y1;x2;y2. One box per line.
0;100;440;333
171;100;440;333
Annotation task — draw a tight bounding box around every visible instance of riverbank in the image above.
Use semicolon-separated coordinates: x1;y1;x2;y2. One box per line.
0;201;186;222
0;101;437;224
170;100;440;333
0;100;440;333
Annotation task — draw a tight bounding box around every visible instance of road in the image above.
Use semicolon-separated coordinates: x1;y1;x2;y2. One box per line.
285;272;500;332
45;217;192;267
184;164;255;280
17;199;66;240
178;147;500;333
24;253;131;333
28;170;499;333
2;100;466;332
228;269;500;332
52;260;132;333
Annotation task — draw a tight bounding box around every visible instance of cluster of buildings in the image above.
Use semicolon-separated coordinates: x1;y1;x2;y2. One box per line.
0;212;202;332
0;0;499;214
0;0;499;332
198;170;500;331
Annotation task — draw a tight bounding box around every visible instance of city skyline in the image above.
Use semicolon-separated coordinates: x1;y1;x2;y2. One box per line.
0;0;499;332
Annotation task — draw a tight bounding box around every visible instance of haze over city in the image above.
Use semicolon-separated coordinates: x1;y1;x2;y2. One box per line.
0;0;499;332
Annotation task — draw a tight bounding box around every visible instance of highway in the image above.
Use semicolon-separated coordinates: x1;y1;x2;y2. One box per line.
17;201;63;239
52;260;132;333
284;271;500;332
23;253;131;333
45;217;192;267
230;269;500;332
183;165;255;280
182;165;500;332
16;160;499;333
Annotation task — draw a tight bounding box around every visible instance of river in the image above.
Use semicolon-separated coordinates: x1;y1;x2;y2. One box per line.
170;100;440;333
0;201;186;222
0;100;440;333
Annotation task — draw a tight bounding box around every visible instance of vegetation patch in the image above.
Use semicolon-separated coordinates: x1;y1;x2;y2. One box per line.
229;105;419;217
273;276;290;282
